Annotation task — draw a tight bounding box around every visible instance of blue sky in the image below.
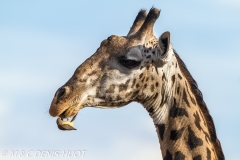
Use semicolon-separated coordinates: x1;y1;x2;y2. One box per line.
0;1;240;160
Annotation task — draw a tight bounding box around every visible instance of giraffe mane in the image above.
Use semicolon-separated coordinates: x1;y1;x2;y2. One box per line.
174;50;225;160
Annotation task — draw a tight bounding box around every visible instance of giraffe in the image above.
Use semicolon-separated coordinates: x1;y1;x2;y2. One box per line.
49;8;225;159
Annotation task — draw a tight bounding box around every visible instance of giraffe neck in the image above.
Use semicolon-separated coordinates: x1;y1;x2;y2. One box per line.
141;52;224;160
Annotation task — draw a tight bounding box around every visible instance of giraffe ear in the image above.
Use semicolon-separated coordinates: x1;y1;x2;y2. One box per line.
155;31;172;67
159;31;171;56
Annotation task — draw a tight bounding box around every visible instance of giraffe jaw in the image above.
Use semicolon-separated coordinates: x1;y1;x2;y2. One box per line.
54;98;128;131
87;96;131;109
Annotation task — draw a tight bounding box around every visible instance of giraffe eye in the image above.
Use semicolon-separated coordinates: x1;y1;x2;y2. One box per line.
119;58;141;69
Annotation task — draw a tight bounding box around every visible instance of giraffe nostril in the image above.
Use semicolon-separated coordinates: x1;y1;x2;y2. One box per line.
56;86;70;100
58;88;66;99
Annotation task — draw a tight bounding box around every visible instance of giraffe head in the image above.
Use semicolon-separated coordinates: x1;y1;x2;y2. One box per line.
49;8;173;119
49;8;225;160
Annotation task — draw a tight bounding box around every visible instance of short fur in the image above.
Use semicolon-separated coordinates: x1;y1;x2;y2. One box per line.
174;51;225;160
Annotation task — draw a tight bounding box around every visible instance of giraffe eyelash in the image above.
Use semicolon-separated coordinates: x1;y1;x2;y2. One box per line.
118;57;141;69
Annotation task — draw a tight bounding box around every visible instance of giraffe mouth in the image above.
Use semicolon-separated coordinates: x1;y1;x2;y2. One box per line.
57;101;83;118
58;106;79;118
